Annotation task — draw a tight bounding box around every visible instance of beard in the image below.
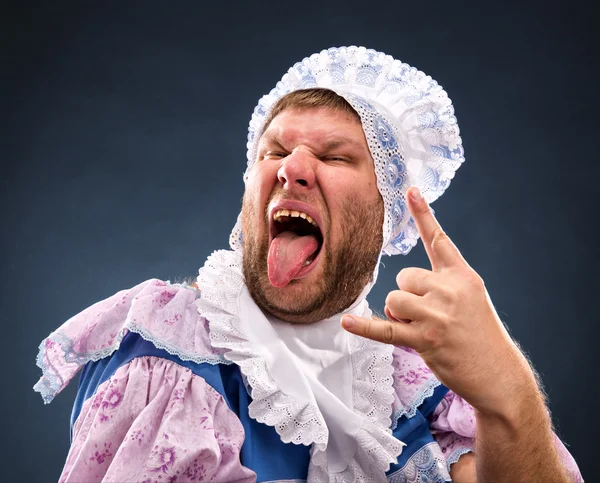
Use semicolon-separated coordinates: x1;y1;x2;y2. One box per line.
241;192;384;324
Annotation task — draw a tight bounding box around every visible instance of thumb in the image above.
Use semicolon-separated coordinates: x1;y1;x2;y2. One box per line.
341;315;421;349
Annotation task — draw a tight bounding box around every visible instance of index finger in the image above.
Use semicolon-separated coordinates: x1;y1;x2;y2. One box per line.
341;314;424;350
407;186;464;271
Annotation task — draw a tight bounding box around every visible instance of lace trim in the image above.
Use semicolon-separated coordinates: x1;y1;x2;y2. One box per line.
34;324;229;404
391;376;441;430
126;323;232;366
308;420;404;482
387;442;450;482
196;249;403;482
34;330;118;404
446;446;473;473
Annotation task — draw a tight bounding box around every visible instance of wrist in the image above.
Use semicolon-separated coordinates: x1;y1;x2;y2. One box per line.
473;349;545;429
474;374;549;437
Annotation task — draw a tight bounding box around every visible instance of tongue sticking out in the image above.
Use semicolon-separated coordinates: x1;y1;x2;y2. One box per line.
268;231;319;288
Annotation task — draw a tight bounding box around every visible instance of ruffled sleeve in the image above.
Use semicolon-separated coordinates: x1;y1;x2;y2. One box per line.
430;391;584;481
34;279;227;404
61;356;256;482
428;391;475;470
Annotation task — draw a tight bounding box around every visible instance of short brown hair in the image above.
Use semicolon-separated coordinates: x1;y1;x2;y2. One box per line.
262;88;360;132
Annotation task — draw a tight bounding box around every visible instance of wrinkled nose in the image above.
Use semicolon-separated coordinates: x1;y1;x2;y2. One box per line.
277;149;316;190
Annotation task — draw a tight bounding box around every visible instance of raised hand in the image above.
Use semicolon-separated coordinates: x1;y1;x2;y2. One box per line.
342;187;535;414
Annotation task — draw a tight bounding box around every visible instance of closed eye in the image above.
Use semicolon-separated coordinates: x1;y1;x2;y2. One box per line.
264;151;287;159
322;155;350;162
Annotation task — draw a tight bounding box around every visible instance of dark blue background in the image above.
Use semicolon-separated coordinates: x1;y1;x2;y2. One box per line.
3;1;597;480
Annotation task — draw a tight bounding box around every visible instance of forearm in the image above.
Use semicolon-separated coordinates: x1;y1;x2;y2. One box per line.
474;369;571;482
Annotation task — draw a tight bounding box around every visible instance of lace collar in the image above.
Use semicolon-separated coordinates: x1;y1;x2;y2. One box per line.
195;250;404;482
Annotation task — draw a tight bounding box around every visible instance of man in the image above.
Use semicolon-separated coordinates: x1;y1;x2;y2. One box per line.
35;46;582;482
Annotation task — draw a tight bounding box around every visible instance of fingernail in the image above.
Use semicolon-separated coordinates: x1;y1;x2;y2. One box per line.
341;315;355;328
410;188;422;203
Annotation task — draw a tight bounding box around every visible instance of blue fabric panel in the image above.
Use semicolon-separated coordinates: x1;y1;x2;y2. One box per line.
218;363;311;481
419;384;449;419
385;384;449;475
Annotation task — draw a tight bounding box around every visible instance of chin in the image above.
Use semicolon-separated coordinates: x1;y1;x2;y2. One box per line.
257;270;329;324
268;270;324;306
244;232;345;323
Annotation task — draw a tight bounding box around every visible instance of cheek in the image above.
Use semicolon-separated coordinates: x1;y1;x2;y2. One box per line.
243;164;279;236
319;171;363;229
245;165;276;205
321;168;379;206
362;168;381;206
320;169;381;238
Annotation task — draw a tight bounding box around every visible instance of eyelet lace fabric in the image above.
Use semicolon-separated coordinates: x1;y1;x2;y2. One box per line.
387;442;450;483
230;45;464;256
195;249;404;482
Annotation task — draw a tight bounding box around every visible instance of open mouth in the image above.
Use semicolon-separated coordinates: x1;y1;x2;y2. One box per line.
267;208;324;287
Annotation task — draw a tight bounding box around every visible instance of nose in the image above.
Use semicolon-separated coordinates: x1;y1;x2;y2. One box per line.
277;149;316;190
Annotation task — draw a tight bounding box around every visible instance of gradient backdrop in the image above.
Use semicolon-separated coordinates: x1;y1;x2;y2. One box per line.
3;1;597;480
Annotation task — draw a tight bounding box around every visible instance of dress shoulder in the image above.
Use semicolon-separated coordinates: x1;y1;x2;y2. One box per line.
34;279;226;404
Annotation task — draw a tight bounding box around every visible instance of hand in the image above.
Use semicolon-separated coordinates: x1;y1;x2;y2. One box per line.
341;187;536;415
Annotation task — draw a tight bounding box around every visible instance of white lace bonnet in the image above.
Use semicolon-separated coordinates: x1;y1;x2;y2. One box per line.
229;46;464;256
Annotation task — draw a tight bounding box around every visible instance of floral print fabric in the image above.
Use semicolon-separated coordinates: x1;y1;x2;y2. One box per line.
61;356;255;483
391;346;442;422
34;279;226;404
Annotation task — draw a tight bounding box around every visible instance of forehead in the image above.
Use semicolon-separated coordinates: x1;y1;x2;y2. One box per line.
259;107;368;151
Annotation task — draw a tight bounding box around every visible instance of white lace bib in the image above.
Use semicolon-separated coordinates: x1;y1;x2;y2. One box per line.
195;250;404;482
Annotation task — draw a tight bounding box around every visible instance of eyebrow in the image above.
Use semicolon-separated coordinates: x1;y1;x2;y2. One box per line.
259;131;365;152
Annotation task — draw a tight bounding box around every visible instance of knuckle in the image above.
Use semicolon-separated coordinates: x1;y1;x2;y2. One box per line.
383;323;395;344
471;271;486;289
431;228;449;248
422;326;441;348
437;312;453;328
417;203;431;217
452;281;467;299
462;271;485;295
435;283;454;304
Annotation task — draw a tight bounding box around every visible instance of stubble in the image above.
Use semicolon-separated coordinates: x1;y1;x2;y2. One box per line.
242;193;384;323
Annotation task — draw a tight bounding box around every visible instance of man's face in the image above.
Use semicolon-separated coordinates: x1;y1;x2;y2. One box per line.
242;106;384;323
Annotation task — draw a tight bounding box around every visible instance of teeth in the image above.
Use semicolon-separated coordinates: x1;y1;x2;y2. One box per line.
304;260;310;266
273;209;318;227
